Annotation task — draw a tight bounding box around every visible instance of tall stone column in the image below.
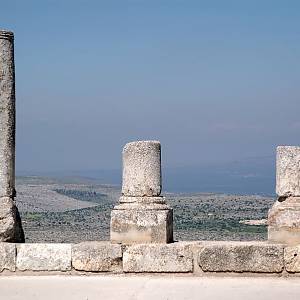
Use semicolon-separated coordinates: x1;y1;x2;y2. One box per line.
0;30;24;242
110;141;173;244
268;146;300;245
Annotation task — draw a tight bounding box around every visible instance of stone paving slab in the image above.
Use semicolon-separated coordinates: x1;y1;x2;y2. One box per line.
284;245;300;273
16;243;71;271
0;242;15;271
72;241;122;272
123;242;193;273
198;241;284;273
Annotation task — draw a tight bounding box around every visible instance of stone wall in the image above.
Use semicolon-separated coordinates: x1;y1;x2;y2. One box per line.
1;241;300;276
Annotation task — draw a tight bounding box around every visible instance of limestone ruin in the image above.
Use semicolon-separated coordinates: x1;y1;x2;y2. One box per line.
268;146;300;244
0;30;24;242
1;29;300;275
110;140;173;243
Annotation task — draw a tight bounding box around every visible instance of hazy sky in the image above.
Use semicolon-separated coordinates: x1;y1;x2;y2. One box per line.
1;1;300;173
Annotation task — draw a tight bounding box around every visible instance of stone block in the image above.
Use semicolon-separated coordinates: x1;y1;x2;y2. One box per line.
284;246;300;272
119;196;166;204
0;242;15;272
122;141;161;197
16;243;71;271
110;205;173;244
123;243;193;273
0;197;24;242
276;146;300;197
197;242;284;273
72;242;122;272
268;197;300;245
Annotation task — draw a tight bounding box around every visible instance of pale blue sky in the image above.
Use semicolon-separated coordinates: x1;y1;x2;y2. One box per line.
1;0;300;173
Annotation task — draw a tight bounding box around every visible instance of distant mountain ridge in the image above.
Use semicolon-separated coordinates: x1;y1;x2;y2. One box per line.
17;156;275;196
163;156;275;195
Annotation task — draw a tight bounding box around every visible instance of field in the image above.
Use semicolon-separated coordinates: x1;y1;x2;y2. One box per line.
16;176;274;243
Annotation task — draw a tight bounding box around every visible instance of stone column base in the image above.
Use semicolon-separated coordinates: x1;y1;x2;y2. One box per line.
268;197;300;245
0;197;24;242
110;198;173;244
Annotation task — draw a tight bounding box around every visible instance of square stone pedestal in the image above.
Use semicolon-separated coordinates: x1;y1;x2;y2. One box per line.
268;197;300;245
110;202;173;244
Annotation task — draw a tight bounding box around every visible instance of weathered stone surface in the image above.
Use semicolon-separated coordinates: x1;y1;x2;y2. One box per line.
284;246;300;272
198;242;284;273
276;146;300;197
268;227;300;245
111;205;173;244
123;243;193;272
72;242;122;272
17;243;71;271
0;197;24;242
111;140;173;244
0;30;16;199
268;197;300;245
0;30;24;243
122;141;161;197
119;196;166;204
0;242;15;271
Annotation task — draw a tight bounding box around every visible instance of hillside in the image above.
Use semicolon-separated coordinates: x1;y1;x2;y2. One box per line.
16;176;274;243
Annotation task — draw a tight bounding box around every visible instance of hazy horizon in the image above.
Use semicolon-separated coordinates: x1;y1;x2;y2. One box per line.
16;153;275;195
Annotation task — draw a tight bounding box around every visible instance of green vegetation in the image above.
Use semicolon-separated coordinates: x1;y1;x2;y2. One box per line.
22;212;43;221
17;176;274;242
174;213;266;233
170;193;272;241
53;189;107;204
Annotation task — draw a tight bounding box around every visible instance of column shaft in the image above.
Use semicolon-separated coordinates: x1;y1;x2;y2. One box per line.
0;30;15;199
0;30;24;242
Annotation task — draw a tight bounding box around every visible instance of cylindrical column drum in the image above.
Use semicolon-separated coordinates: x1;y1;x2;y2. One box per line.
122;140;162;197
0;30;16;199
